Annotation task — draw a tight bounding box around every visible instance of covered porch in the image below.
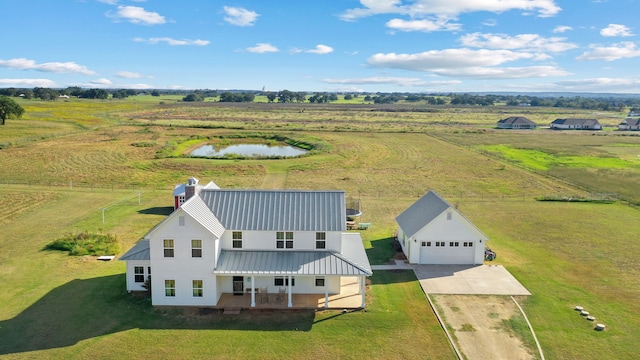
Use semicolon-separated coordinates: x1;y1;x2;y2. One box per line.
216;276;364;309
213;250;372;309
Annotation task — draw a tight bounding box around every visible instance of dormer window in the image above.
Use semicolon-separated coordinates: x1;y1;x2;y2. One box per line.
276;231;293;249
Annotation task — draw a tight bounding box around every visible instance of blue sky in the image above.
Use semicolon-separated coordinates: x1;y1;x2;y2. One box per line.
1;0;639;93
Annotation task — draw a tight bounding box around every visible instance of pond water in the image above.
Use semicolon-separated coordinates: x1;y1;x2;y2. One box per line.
190;144;307;158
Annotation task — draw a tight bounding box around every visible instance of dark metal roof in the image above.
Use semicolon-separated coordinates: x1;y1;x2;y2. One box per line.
395;191;450;238
620;118;640;126
119;240;150;261
214;249;372;276
497;116;536;125
199;189;347;231
551;118;600;126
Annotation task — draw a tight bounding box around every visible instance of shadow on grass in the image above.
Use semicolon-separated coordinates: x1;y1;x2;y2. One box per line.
0;274;316;356
137;206;174;216
369;269;417;285
365;237;396;265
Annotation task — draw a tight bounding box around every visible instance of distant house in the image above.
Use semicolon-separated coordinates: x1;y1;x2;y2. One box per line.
173;177;219;209
628;108;640;117
618;118;640;131
395;191;488;265
550;118;602;130
496;116;537;129
121;179;372;308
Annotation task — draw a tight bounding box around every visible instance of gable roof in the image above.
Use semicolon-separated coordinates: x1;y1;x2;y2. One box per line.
180;195;226;238
551;118;600;126
119;239;150;261
199;189;346;231
497;116;535;125
395;191;450;238
620;118;640;126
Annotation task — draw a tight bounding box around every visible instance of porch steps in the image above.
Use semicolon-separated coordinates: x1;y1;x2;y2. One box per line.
223;307;242;315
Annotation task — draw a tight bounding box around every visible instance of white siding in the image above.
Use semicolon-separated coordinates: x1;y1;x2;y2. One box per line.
219;230;342;251
402;209;487;265
149;210;220;306
125;260;150;292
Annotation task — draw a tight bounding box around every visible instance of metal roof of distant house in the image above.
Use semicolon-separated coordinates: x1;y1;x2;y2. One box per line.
214;249;372;276
395;191;451;238
199;189;347;231
497;116;536;125
551;118;600;126
119;239;150;261
621;118;640;126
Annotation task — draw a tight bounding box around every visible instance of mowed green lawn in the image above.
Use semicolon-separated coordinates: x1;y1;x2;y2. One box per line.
1;100;639;359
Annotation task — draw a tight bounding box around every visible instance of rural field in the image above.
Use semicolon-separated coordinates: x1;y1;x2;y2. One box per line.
0;97;639;359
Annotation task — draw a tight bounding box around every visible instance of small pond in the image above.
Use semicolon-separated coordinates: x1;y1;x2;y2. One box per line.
191;144;307;158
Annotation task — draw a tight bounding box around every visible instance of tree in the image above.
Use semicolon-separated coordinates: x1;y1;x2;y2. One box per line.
0;96;25;125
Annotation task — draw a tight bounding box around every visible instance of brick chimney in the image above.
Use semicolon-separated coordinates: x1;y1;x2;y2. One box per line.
185;177;199;201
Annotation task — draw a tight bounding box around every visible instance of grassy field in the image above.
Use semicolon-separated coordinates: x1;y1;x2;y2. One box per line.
0;98;639;359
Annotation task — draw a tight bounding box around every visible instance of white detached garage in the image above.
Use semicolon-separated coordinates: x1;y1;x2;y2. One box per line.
395;191;488;265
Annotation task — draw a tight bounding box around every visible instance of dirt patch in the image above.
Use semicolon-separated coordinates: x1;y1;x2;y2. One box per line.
433;295;537;360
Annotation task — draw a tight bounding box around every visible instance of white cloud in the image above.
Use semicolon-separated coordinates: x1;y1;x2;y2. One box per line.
367;49;570;79
0;78;57;87
0;58;96;75
368;49;537;70
115;71;143;79
600;24;633;37
306;44;334;54
553;25;572;33
223;6;259;26
460;33;577;52
386;18;461;32
577;42;640;61
554;77;640;92
432;65;570;78
322;76;460;87
91;78;112;85
245;43;279;53
483;19;497;27
133;37;210;46
111;6;165;25
340;0;561;21
98;0;119;4
291;45;334;54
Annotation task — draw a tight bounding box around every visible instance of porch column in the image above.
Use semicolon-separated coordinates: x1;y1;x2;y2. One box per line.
360;276;366;308
250;276;256;307
324;277;329;308
287;275;292;308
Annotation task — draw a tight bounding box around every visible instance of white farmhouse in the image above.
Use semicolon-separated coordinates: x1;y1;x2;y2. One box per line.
121;180;372;308
395;191;488;265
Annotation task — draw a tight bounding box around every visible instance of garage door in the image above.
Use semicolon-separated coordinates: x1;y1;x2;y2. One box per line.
419;241;475;264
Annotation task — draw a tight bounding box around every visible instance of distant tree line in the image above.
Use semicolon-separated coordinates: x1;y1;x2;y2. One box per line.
2;86;640;111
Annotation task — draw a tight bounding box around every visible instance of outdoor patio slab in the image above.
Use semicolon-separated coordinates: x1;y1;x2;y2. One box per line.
412;264;531;295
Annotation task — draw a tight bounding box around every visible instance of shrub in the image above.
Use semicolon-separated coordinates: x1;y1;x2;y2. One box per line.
45;231;120;256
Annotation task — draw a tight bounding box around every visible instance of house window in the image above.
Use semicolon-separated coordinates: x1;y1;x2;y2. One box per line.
435;241;445;247
276;231;293;249
179;216;185;226
446;212;452;220
165;280;175;297
148;267;151;275
192;280;203;297
421;241;426;247
315;277;325;287
274;276;295;287
134;266;145;283
426;241;432;247
464;242;473;247
316;232;326;249
232;231;242;248
191;239;202;258
163;239;174;257
450;242;459;247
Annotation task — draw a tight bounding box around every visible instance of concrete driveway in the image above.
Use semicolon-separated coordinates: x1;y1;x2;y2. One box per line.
412;264;531;295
